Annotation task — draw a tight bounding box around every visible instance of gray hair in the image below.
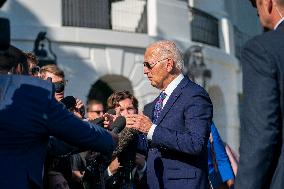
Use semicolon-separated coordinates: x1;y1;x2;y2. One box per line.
149;40;184;71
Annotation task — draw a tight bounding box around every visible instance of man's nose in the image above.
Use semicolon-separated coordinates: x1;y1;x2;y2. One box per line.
144;66;149;74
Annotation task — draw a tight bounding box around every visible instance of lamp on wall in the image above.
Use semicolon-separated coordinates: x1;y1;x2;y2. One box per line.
33;32;57;67
183;45;211;88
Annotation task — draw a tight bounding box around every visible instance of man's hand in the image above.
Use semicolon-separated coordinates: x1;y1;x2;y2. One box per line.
125;114;152;134
108;157;121;175
103;113;117;129
75;98;84;110
74;98;85;118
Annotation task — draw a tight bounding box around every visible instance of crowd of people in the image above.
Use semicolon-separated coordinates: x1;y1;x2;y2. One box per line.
0;41;237;189
1;38;240;189
1;0;284;189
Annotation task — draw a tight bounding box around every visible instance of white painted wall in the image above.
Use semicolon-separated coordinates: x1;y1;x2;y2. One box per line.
111;0;146;32
148;0;191;42
0;0;61;27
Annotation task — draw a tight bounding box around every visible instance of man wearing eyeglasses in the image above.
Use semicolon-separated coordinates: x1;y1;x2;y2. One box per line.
126;40;213;189
39;64;88;189
87;100;105;121
235;1;284;189
39;65;85;118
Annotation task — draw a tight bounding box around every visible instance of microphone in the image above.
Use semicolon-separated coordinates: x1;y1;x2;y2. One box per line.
112;127;139;158
109;116;126;134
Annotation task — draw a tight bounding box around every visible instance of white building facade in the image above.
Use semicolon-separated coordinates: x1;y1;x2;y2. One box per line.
0;0;261;152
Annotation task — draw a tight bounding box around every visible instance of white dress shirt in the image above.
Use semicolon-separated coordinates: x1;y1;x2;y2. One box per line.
274;17;284;30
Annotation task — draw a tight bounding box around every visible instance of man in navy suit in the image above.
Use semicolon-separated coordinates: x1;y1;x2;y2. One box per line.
235;1;284;189
0;49;115;189
126;40;213;189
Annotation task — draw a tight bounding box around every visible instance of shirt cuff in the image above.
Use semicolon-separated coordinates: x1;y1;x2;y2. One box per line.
107;166;113;176
147;124;157;140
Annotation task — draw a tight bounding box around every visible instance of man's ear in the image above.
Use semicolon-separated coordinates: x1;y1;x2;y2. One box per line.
166;58;174;72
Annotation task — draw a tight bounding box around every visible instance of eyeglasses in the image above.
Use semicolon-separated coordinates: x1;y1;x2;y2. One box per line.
143;57;168;70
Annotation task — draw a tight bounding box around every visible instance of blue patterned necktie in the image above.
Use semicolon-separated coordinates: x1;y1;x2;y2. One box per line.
153;91;167;124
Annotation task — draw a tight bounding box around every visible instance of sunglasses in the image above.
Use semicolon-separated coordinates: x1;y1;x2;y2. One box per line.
143;57;169;70
143;62;156;70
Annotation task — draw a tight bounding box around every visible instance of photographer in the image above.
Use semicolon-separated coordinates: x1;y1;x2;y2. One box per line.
39;64;68;102
39;65;94;189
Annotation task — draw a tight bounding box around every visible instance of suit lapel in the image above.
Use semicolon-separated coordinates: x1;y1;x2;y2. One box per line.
155;76;190;125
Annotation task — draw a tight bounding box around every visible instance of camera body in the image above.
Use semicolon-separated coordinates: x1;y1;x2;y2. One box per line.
60;96;85;118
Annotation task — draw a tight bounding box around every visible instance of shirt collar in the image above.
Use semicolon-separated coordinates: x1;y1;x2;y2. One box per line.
164;74;184;97
274;17;284;30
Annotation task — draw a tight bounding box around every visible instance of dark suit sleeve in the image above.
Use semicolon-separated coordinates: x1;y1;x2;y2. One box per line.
152;89;212;155
235;38;280;188
45;96;115;156
47;136;80;157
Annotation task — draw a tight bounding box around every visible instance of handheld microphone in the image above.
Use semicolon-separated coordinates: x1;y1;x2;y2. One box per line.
110;116;126;134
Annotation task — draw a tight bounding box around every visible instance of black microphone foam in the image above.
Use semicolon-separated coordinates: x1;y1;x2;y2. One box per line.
110;116;126;134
